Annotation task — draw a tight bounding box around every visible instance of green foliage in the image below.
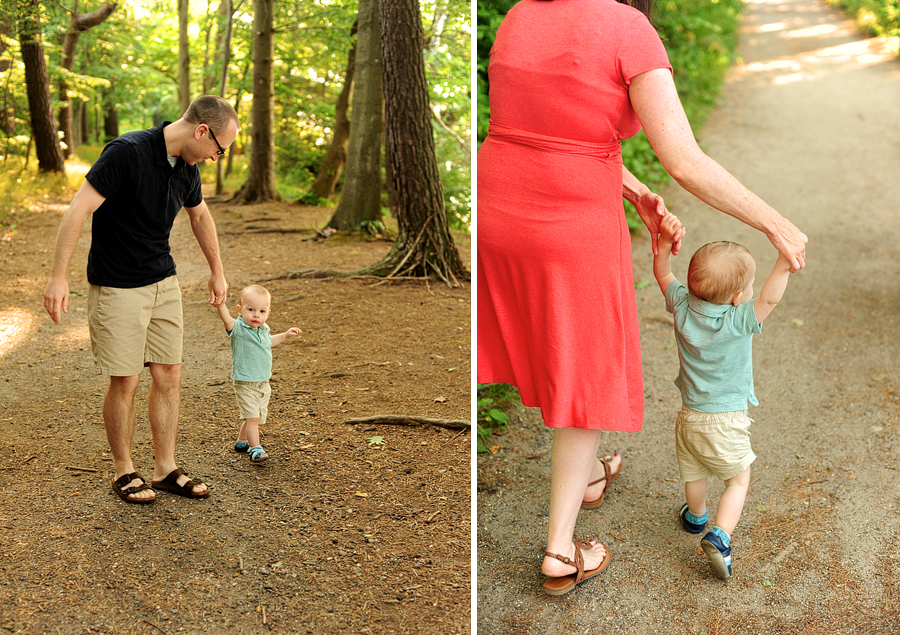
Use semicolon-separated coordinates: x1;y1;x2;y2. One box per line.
1;0;469;229
0;158;76;227
476;383;519;453
476;0;744;227
824;0;900;44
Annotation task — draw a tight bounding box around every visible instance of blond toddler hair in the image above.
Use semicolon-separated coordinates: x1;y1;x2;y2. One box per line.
687;242;754;304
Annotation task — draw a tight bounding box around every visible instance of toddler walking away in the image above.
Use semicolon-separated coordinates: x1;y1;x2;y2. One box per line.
653;213;794;580
216;285;301;462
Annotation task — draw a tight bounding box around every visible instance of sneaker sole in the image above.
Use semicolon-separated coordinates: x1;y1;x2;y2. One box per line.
701;540;732;580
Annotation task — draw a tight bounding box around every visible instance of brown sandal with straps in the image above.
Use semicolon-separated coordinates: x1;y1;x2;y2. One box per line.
151;467;210;498
542;539;612;596
112;471;156;504
581;455;622;510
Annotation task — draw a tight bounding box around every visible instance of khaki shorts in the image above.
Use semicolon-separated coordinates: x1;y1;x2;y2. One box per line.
88;276;183;376
233;380;271;424
675;406;756;482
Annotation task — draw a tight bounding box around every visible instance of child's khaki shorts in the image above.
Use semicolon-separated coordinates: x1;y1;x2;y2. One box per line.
88;276;183;376
675;406;756;482
232;380;271;424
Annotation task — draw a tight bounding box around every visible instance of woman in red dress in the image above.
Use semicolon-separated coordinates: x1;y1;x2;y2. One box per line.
478;0;807;594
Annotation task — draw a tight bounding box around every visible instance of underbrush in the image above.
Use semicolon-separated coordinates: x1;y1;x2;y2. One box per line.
824;0;900;46
0;158;82;227
476;383;520;453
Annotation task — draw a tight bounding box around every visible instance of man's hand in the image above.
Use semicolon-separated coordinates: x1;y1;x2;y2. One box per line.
208;273;228;307
44;278;70;324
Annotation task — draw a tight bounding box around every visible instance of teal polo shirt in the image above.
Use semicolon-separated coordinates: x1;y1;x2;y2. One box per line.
228;316;273;382
665;280;762;413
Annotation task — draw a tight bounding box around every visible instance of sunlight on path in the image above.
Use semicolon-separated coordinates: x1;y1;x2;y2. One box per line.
0;308;34;358
736;0;898;86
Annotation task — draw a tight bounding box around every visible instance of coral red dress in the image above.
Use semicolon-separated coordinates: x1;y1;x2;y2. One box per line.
477;0;672;431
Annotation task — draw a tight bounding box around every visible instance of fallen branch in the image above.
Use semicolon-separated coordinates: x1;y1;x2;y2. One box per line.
342;415;470;430
66;465;99;473
141;621;169;635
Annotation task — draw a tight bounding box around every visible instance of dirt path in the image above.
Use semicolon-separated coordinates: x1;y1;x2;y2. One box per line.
0;195;471;633
477;1;900;632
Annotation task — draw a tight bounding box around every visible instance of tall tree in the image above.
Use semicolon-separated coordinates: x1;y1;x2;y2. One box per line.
215;0;236;195
177;0;190;113
231;0;279;202
325;0;382;229
361;0;467;285
16;0;65;174
0;11;15;136
58;1;117;158
310;20;356;200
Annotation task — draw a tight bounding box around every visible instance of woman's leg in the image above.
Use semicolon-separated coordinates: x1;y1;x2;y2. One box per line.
583;453;622;504
542;427;610;577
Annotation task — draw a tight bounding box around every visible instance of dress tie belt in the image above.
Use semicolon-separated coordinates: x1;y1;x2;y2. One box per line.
488;121;621;160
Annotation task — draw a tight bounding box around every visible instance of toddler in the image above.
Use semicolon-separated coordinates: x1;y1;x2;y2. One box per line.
216;285;301;462
653;213;793;580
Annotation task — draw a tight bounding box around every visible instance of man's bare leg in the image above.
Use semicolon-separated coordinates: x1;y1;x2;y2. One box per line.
148;363;208;495
105;374;155;502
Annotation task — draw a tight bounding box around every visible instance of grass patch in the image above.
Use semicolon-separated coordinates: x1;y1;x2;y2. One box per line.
477;383;520;453
0;157;87;227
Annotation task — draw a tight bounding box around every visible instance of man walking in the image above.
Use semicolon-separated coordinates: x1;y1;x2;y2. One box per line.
43;95;238;503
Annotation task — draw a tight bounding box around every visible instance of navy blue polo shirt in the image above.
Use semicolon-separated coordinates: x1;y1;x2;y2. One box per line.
85;121;203;288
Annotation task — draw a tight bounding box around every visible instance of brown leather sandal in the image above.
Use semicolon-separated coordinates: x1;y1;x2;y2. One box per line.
112;471;155;504
151;467;210;498
581;455;622;510
542;539;612;596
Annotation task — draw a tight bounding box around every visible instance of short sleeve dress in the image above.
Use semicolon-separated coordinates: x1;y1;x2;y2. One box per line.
477;0;672;431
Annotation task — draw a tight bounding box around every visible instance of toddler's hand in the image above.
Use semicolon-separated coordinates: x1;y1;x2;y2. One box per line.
286;327;302;337
659;213;684;246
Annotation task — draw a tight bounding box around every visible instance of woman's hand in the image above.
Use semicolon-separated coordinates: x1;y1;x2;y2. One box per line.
766;216;808;272
635;192;684;256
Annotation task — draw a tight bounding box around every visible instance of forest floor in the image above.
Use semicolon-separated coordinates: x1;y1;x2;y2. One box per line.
0;187;471;633
477;0;900;633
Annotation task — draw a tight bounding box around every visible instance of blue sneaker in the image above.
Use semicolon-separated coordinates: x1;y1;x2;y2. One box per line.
700;531;733;580
234;440;250;453
248;445;269;462
680;504;707;534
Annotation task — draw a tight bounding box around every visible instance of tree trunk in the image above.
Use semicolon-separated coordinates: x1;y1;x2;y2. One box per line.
231;0;279;203
177;0;190;114
215;0;234;195
17;0;65;174
325;0;382;229
58;1;117;158
1;14;16;136
79;98;89;143
201;0;215;95
310;20;357;200
103;97;119;142
360;0;467;285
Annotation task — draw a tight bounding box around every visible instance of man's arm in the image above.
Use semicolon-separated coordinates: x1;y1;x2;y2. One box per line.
653;213;683;295
43;181;106;323
754;253;792;323
184;200;227;307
